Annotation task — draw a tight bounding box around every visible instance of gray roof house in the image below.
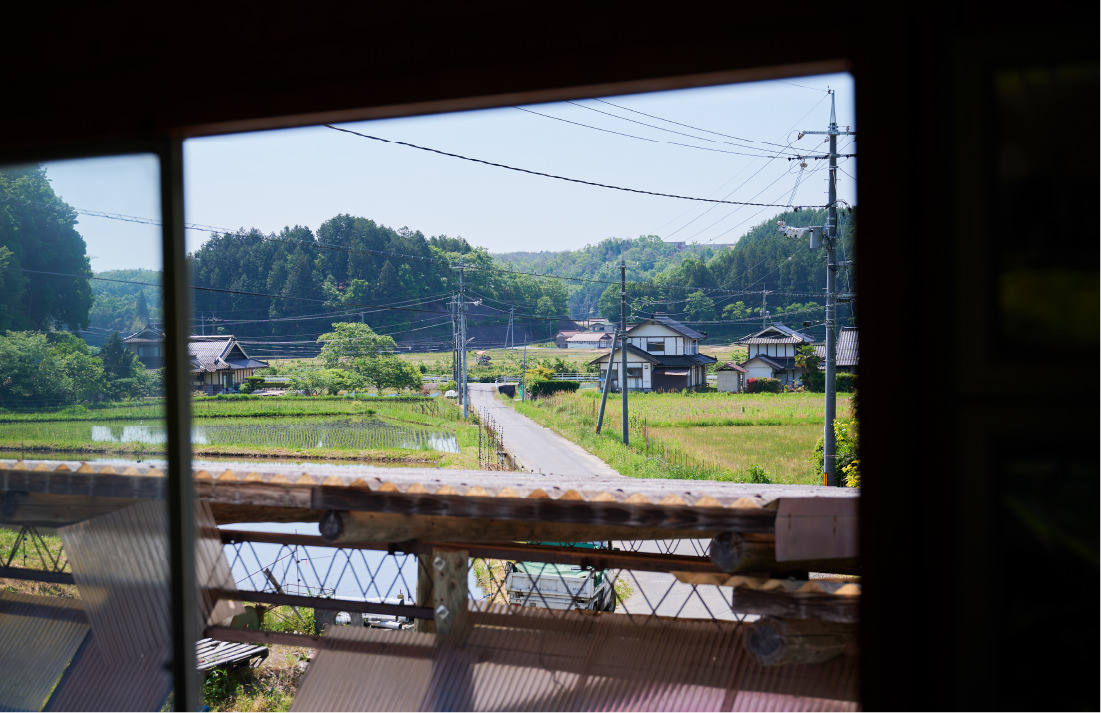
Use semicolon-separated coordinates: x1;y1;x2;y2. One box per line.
736;323;817;386
589;314;715;392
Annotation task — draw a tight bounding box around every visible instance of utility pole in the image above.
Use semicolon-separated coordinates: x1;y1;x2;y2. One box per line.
595;330;618;433
619;259;628;446
786;89;856;487
459;256;468;419
520;343;527;402
507;308;515;349
760;289;772;328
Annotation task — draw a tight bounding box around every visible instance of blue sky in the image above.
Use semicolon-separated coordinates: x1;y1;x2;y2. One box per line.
43;72;855;273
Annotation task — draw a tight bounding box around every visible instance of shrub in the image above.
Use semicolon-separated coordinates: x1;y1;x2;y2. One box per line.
528;380;580;398
836;372;856;393
804;370;855;393
744;464;773;484
746;377;782;394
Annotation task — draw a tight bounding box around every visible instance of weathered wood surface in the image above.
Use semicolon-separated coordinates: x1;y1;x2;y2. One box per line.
710;532;860;575
195;637;269;671
743;617;857;666
669;573;860;623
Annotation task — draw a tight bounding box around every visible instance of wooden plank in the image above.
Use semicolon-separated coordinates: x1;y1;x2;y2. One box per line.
709;532;860;575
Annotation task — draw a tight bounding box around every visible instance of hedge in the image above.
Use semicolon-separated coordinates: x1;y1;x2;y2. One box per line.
528;380;580;398
746;377;782;394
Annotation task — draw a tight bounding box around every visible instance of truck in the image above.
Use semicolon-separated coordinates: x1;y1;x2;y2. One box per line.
505;543;616;612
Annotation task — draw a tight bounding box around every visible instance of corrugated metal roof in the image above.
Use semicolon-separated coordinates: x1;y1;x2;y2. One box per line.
292;607;858;711
718;362;748;373
0;592;89;711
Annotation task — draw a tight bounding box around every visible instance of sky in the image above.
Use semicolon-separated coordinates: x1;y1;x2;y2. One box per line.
42;72;856;273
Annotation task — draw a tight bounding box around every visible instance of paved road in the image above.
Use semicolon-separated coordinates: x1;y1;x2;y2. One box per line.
466;383;621;479
466;384;754;621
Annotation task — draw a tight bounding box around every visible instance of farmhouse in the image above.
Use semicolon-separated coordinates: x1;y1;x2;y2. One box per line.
553;330;579;348
736;323;817;386
589;314;715;392
189;336;269;394
123;326;268;394
122;324;167;369
565;331;614;349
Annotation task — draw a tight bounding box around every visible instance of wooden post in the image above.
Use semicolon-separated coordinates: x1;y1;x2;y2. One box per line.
414;554;435;634
743;616;856;666
430;548;468;635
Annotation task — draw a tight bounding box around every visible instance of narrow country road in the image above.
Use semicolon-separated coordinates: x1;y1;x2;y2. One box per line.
466;383;622;479
465;383;745;620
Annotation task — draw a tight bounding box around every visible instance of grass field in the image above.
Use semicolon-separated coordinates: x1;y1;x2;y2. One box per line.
510;389;850;484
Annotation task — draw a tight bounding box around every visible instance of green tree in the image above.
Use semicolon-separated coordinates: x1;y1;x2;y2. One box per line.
317;322;397;369
99;331;140;381
364;355;422;391
0;166;94;332
684;290;715;321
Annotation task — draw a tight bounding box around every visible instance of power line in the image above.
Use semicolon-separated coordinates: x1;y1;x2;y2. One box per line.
323;124;821;209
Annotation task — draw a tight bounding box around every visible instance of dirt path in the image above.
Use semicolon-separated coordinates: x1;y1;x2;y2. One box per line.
466;383;622;479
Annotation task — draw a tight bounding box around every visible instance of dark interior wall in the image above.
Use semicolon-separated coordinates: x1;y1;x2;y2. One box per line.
2;4;1096;710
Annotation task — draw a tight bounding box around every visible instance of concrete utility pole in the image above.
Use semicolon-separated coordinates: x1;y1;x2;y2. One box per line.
595;330;618;433
760;289;772;328
460;258;469;419
788;89;856;487
520;343;527;402
620;259;628;446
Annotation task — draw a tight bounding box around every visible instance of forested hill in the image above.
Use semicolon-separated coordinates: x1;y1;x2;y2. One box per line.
81;208;854;355
500;209;856;342
85;269;162;346
185;216;573;359
494;236;719;320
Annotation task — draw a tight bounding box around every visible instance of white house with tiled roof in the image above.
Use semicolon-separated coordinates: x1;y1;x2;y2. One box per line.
123;326;268;394
736;323;817;386
589;314;715;392
188;335;269;394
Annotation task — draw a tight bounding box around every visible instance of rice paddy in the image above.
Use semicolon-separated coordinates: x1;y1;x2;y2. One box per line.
511;389;851;484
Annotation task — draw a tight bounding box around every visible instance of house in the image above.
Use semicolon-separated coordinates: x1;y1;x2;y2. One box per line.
813;327;859;373
565;332;614;349
716;362;748;393
736;323;817;386
189;336;269;394
588;314;715;392
122;324;167;369
553;330;579;348
124;326;268;394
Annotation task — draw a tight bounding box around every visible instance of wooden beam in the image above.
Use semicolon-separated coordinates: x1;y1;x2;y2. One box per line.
317;508;764;547
743;617;857;666
709;532;860;575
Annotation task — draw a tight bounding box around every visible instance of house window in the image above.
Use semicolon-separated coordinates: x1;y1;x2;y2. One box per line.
627;367;642;379
646;341;664;352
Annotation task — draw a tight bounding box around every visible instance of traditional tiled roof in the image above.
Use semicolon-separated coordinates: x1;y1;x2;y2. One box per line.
123;326;166;344
737;324;816;345
814;328;859;368
188;336;268;373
